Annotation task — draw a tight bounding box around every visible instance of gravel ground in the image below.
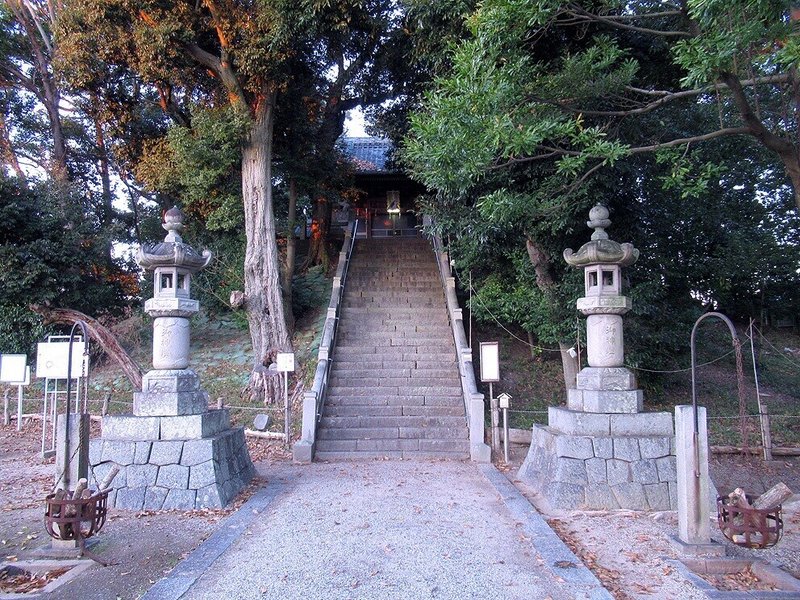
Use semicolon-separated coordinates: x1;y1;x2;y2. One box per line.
181;460;584;600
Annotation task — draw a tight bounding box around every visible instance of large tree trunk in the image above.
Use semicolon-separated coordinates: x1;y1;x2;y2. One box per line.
525;236;579;393
241;90;292;403
282;178;297;332
307;195;331;270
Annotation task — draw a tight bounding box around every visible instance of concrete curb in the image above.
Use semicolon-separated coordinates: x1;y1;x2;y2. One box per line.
141;480;284;600
478;464;614;600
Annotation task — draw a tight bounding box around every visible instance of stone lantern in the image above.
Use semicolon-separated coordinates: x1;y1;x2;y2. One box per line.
518;204;677;512
88;207;254;511
134;207;211;416
563;204;641;413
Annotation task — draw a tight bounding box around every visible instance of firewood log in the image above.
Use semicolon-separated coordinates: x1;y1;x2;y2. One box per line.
753;482;793;510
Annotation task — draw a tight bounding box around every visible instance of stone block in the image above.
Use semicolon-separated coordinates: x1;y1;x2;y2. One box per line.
115;487;146;511
162;489;197;511
134;442;152;464
181;439;214;466
668;481;678;509
586;458;607;483
613;438;641;461
576;367;636;391
548;407;610;436
159;409;230;440
144;487;168;511
157;464;190;489
610;412;673;436
127;464;159;487
644;483;671;511
150;441;184;466
656;456;677;483
102;415;161;441
631;460;659;484
554;457;588;484
585;484;620;510
606;459;630;485
189;460;217;489
581;389;642;414
639;437;671;459
196;484;223;509
102;440;136;466
592;437;613;459
133;390;208;417
88;439;102;465
545;482;585;510
141;369;201;393
612;482;648;510
555;436;594;460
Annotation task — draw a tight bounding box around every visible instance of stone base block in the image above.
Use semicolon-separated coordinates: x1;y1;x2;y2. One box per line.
134;370;208;416
101;410;230;441
549;407;674;437
517;424;677;511
89;426;254;511
568;388;643;413
576;367;637;391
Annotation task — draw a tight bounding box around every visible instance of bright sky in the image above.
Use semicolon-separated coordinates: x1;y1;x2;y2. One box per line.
344;108;368;137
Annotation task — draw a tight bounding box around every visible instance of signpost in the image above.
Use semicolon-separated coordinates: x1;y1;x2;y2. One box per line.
36;336;89;458
479;342;501;455
0;354;29;431
276;353;295;446
498;392;512;463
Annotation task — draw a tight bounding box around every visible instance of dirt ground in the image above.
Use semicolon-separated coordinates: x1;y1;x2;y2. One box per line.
1;420;798;600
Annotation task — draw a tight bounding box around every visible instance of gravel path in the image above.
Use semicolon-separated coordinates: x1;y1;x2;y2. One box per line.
167;460;601;600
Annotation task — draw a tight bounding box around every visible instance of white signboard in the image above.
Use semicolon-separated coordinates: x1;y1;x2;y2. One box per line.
276;352;295;373
479;342;500;383
36;341;88;379
0;354;27;383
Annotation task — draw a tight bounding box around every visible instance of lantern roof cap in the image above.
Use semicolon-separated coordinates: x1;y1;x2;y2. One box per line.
563;204;639;268
136;206;212;272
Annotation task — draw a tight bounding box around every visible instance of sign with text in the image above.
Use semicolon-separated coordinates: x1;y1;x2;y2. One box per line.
479;342;500;382
0;354;27;383
276;352;295;373
36;341;88;379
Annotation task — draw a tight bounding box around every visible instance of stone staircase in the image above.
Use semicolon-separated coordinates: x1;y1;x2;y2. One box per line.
315;238;469;460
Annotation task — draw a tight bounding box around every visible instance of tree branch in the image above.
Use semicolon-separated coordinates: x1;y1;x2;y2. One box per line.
565;4;692;38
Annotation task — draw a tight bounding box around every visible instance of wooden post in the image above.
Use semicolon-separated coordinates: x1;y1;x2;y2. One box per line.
489;382;500;455
3;389;9;426
101;393;110;416
760;405;773;462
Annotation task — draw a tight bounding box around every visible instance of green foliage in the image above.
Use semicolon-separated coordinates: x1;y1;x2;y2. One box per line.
136;105;250;231
0;175;133;353
291;265;329;319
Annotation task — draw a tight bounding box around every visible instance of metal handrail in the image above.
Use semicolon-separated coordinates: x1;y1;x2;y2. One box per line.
429;232;491;463
293;220;358;463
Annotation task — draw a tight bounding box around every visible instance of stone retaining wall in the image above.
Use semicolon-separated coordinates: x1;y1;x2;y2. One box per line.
89;426;254;511
521;425;677;511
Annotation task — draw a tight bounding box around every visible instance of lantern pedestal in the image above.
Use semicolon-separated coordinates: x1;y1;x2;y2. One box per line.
89;207;254;511
518;205;677;511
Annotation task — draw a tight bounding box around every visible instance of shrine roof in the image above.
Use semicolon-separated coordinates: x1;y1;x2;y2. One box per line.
339;137;396;174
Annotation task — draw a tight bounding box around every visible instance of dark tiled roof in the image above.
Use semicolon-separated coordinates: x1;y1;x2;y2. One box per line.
339;137;395;173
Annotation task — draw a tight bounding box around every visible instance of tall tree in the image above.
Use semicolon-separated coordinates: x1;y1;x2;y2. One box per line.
58;0;309;401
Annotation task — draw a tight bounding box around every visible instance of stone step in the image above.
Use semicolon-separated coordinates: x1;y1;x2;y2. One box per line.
326;385;462;397
315;439;469;455
333;345;455;356
316;426;469;441
320;415;466;429
332;352;457;364
324;404;465;417
325;393;464;414
336;333;453;344
328;377;461;389
330;368;457;379
336;326;453;336
314;450;469;461
331;359;456;370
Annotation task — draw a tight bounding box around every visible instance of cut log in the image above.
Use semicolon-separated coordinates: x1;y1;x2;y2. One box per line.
244;428;285;440
30;305;143;390
99;465;120;491
753;482;793;510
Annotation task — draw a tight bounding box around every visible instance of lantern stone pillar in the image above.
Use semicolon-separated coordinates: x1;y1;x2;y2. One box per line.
88;207;254;511
518;205;678;511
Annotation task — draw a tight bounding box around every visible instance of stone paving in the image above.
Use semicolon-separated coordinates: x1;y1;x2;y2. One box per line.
143;461;612;600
